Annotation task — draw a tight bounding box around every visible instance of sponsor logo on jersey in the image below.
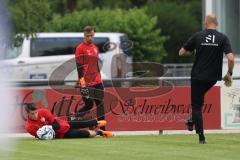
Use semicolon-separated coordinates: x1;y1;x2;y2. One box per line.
201;34;219;46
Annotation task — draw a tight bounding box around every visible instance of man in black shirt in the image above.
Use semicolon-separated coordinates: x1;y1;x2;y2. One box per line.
179;14;235;144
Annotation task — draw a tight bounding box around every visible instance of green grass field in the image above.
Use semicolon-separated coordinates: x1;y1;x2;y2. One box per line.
2;134;240;160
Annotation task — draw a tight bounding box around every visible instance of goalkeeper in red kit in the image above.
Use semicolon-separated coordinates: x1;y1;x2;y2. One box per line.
75;26;105;128
25;103;113;139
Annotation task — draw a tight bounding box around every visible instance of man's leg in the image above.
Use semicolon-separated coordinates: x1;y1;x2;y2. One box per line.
94;83;105;130
191;80;205;134
64;129;113;138
64;129;91;138
69;119;98;129
76;95;94;118
190;79;216;143
69;118;107;129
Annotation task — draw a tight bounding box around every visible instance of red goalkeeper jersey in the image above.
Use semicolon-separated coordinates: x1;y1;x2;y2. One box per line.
75;42;102;86
25;109;70;138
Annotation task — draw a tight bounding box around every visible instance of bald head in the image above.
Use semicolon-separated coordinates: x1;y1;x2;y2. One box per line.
204;14;218;29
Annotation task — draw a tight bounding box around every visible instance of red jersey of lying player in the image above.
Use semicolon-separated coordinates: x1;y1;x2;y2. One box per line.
25;108;70;138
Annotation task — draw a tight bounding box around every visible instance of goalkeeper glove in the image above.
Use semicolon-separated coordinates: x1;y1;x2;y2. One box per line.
76;78;90;98
223;71;232;87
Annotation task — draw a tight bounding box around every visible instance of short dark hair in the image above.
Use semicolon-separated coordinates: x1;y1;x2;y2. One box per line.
24;103;38;113
83;26;94;33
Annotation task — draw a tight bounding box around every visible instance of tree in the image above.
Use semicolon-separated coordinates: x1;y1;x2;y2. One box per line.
48;0;81;15
9;0;51;37
45;8;167;62
48;0;149;14
146;0;202;63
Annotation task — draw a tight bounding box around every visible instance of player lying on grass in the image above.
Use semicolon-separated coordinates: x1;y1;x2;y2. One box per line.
24;103;113;139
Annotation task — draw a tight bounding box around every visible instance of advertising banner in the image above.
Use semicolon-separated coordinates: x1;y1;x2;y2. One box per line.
105;86;221;131
9;86;221;132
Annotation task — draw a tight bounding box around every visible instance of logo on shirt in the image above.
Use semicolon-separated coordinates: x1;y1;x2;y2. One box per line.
205;34;215;43
201;34;218;46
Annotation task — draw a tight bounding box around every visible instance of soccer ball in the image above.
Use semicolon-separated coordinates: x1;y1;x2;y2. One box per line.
37;125;55;140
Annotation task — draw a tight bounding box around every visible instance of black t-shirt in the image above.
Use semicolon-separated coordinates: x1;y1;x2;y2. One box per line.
183;29;232;81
